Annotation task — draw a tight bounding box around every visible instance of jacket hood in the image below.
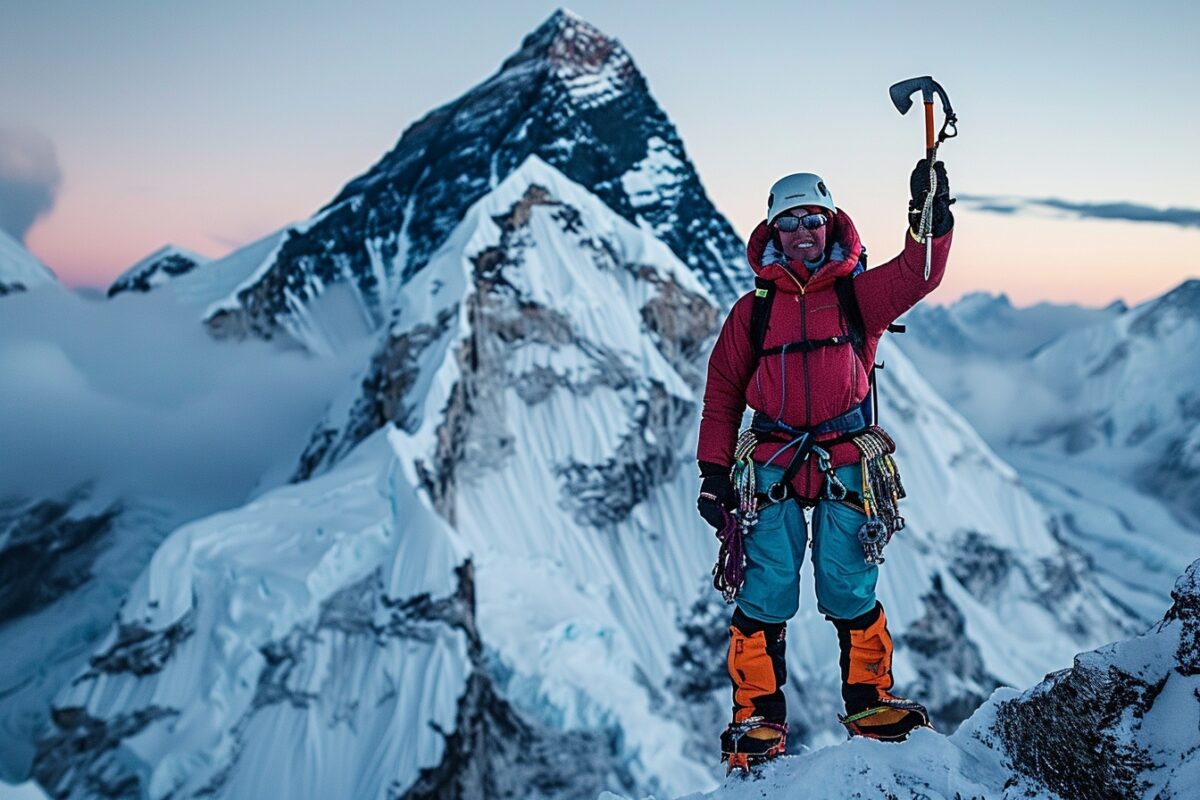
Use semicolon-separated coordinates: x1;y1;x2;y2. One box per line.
746;208;864;293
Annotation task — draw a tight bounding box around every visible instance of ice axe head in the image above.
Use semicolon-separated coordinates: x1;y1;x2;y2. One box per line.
889;76;957;154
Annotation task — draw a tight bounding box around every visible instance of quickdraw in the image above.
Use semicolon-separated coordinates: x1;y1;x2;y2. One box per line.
851;426;907;565
815;445;848;501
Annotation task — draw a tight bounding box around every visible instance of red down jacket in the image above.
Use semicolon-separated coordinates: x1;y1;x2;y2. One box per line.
697;208;952;499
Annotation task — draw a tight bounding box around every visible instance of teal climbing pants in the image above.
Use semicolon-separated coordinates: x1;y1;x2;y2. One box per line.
736;462;878;624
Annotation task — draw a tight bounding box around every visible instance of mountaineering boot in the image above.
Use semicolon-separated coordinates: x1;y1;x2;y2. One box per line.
830;602;931;741
722;608;788;771
720;717;787;774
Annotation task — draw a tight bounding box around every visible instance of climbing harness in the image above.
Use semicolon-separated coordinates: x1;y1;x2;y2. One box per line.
850;426;907;565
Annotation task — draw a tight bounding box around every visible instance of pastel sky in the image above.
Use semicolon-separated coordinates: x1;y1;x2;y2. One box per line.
2;0;1197;307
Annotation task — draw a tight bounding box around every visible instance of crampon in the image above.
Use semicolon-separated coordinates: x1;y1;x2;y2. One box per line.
720;717;787;775
838;696;932;742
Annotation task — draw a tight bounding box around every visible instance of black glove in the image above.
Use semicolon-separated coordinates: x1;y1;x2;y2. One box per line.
908;159;955;238
697;461;736;530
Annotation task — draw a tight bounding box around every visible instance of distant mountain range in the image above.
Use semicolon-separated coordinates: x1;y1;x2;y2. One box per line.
897;285;1200;624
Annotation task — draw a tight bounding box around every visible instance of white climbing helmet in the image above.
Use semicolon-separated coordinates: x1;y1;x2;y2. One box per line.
766;172;836;224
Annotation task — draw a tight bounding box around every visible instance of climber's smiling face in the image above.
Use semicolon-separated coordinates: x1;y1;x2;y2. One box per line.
775;206;829;263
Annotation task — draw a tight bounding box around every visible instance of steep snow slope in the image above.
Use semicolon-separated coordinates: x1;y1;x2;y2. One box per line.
0;230;56;296
25;158;1138;799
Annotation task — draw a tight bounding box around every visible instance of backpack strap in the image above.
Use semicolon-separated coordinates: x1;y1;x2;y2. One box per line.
833;275;906;360
834;276;867;355
749;277;775;358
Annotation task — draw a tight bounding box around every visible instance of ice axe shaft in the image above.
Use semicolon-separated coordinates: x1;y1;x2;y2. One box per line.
889;76;958;278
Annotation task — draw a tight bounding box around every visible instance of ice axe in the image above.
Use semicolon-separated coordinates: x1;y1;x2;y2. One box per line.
888;76;958;278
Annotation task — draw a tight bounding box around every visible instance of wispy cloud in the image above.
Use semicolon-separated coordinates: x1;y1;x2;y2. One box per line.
959;194;1200;228
0;123;62;242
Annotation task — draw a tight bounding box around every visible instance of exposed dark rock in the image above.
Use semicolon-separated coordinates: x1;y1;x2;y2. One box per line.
900;574;998;731
396;670;635;800
0;281;28;296
1086;340;1129;378
555;382;691;526
947;531;1014;604
1178;391;1200;423
1124;416;1157;446
82;606;197;678
401;184;703;528
1140;427;1200;531
394;561;638;800
193;564;480;798
32;705;178;800
992;559;1200;800
994;664;1161;800
667;592;729;702
1128;279;1200;338
0;495;121;625
639;270;720;391
107;252;202;297
1160;560;1200;676
292;305;460;481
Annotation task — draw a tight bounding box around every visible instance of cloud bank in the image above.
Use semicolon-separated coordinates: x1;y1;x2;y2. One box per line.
0;288;372;516
959;194;1200;228
0;124;62;242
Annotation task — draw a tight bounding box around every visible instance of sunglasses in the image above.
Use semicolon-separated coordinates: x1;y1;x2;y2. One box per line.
775;212;828;232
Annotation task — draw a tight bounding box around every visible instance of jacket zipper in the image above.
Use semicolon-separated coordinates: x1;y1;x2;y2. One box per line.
800;293;813;497
799;293;811;426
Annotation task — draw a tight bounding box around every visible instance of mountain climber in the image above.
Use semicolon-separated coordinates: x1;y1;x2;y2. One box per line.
696;160;954;771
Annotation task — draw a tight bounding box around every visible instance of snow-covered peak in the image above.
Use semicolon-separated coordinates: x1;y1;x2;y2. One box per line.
293;153;715;479
198;11;744;350
952;290;1012;320
106;245;209;298
1127;277;1200;338
0;229;57;295
502;8;636;103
